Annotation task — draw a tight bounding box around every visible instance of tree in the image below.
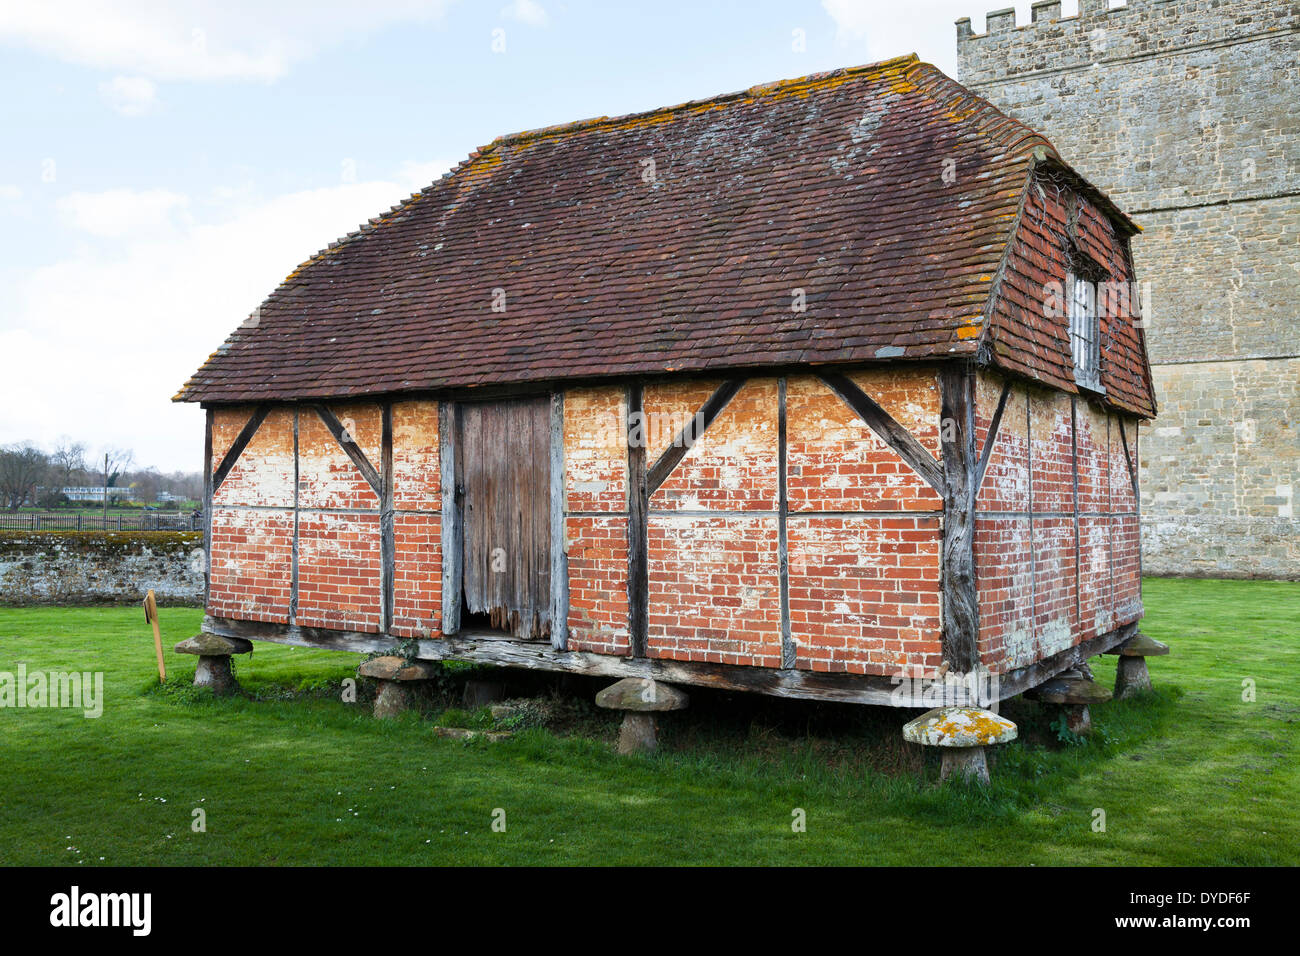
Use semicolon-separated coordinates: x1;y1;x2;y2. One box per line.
49;440;87;494
0;443;49;511
99;447;134;517
130;467;162;504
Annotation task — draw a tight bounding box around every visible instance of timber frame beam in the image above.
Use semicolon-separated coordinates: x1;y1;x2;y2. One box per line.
549;391;569;651
307;402;395;633
201;613;1136;707
626;384;648;657
202;409;214;608
1117;417;1140;505
313;405;382;495
818;372;944;491
439;400;462;635
974;379;1012;494
210;404;270;494
938;364;980;673
645;379;745;494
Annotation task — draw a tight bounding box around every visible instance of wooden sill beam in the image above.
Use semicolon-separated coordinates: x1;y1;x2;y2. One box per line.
200;614;1137;707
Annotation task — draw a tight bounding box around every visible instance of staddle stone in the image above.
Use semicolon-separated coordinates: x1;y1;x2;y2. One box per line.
1107;633;1170;658
595;678;688;712
903;707;1017;786
939;746;990;784
1028;674;1113;706
358;655;437;682
372;680;411;719
193;656;239;696
617;712;659;755
174;634;252;656
902;707;1018;748
1114;656;1152;698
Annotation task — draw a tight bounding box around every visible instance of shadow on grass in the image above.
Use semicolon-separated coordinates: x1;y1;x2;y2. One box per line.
141;657;1185;823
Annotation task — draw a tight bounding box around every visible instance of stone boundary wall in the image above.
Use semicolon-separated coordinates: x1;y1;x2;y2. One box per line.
0;531;204;606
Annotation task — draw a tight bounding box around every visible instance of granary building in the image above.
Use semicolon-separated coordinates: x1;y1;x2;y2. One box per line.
176;54;1156;709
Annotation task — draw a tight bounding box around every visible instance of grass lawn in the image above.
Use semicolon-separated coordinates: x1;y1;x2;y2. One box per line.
0;577;1296;866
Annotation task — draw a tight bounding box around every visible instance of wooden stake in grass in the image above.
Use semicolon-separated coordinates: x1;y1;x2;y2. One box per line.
143;590;166;682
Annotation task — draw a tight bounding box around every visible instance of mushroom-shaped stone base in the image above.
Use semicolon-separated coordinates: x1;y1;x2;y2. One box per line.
618;712;659;754
940;746;989;784
194;656;238;695
174;634;252;696
1114;656;1152;698
1106;633;1169;699
595;678;688;755
903;707;1018;786
1027;669;1112;735
358;655;438;718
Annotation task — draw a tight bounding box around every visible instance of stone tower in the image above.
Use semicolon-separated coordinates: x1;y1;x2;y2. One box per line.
957;0;1298;579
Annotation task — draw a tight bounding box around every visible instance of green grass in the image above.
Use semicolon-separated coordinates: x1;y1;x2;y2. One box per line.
1;578;1296;865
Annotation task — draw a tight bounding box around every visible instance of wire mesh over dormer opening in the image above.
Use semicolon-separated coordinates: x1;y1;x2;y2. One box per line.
1068;270;1102;392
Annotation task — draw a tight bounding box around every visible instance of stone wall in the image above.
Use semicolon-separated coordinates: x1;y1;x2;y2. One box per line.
957;0;1300;579
0;532;204;605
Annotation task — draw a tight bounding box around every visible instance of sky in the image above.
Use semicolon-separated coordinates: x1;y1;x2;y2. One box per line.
0;0;1083;474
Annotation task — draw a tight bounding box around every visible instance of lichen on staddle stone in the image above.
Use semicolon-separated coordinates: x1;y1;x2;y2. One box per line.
902;707;1017;748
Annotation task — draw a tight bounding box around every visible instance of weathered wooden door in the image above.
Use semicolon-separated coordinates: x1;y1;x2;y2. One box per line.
455;397;552;640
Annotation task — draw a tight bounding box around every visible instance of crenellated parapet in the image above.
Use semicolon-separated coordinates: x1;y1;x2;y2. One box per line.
956;0;1299;210
957;0;1296;85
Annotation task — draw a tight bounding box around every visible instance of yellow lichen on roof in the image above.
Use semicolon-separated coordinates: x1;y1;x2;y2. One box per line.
492;53;923;150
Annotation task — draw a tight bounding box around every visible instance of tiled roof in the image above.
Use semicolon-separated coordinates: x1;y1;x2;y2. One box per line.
175;55;1153;416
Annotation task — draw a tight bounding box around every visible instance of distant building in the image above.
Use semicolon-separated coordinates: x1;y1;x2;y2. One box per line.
61;487;136;503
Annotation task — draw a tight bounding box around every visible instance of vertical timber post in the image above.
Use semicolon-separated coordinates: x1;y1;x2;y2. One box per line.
291;407;300;625
549;390;569;650
1071;396;1081;629
380;402;395;635
626;383;648;658
777;376;794;669
439;400;462;635
202;407;213;611
1028;386;1038;632
939;364;979;673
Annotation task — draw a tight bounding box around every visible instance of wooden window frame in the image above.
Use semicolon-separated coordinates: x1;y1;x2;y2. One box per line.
1066;258;1106;395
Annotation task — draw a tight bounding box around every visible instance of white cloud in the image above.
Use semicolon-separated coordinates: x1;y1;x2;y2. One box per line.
821;2;1045;78
0;1;456;82
501;0;548;27
822;0;873;43
98;75;157;115
394;158;460;191
2;172;431;472
57;188;190;238
0;184;21;201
